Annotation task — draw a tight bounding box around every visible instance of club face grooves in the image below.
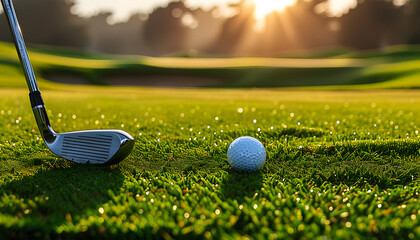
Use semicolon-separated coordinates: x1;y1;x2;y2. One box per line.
46;130;135;165
62;134;113;163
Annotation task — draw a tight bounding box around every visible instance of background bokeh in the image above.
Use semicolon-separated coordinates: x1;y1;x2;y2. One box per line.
1;0;419;57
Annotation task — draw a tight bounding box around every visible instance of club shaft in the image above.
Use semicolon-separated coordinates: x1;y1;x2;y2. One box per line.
2;0;56;143
1;0;39;92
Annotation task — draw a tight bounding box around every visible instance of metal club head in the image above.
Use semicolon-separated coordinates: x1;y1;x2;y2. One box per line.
47;130;135;165
33;105;135;165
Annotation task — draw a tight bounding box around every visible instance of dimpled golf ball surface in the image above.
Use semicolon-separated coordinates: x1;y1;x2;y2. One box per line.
228;136;266;171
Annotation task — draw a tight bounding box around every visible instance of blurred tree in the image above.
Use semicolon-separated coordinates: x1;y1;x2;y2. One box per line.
209;0;336;56
143;1;189;55
260;0;335;55
403;0;420;44
0;6;13;42
209;0;255;55
337;0;405;49
0;0;87;48
0;0;418;56
86;13;149;55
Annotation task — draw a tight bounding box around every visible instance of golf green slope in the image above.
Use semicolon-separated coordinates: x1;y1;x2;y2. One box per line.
1;41;420;88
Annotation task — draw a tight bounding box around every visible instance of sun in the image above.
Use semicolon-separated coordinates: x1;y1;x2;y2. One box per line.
250;0;296;30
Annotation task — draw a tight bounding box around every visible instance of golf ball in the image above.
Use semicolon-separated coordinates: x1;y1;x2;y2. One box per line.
228;136;266;171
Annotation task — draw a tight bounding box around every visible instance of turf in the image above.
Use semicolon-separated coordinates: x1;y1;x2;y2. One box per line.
0;41;419;239
1;41;420;88
0;85;419;239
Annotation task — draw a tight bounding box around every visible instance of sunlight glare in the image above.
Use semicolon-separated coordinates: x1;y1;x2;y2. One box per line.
251;0;296;31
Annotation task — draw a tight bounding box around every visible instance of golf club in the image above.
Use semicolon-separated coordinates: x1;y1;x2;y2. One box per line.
1;0;135;165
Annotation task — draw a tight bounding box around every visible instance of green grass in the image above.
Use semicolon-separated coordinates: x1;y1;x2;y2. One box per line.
0;85;419;239
1;41;420;88
0;42;419;238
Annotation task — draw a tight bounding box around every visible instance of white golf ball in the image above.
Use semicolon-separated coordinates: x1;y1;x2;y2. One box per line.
227;136;266;171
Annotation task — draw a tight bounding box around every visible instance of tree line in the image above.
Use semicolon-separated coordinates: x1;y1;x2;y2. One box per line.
1;0;419;56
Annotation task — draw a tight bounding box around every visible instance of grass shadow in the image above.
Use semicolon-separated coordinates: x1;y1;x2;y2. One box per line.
0;165;124;237
220;169;264;201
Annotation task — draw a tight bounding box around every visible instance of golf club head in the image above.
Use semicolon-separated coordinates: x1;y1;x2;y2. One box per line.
46;130;135;165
